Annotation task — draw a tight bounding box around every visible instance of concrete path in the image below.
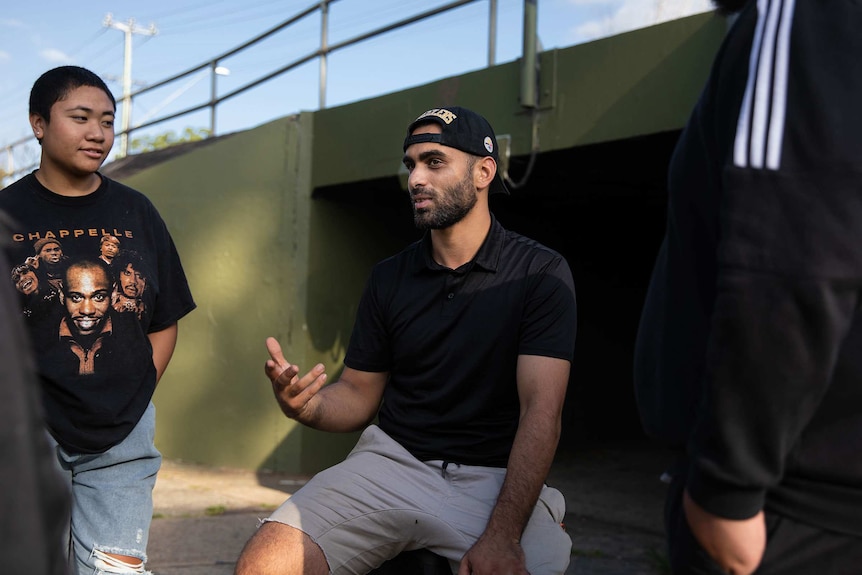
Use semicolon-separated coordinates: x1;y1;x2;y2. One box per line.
147;440;673;575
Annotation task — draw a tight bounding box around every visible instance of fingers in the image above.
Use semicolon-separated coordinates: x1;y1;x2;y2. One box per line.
265;359;297;386
281;365;327;404
264;337;327;419
265;336;287;367
264;336;296;383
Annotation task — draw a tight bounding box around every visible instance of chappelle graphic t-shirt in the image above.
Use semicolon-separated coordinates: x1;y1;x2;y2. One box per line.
0;172;195;454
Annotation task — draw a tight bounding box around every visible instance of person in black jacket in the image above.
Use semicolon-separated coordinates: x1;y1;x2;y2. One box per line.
634;1;862;573
0;211;70;575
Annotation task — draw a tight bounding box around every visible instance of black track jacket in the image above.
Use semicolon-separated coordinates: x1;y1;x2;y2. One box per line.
635;0;862;537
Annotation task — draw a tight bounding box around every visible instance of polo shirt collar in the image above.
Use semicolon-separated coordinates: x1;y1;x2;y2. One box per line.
412;215;504;273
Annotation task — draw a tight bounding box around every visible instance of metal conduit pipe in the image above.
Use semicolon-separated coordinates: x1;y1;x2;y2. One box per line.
505;0;541;190
489;0;498;67
520;0;538;109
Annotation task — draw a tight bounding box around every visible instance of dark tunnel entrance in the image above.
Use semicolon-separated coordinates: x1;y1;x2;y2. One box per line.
313;129;681;450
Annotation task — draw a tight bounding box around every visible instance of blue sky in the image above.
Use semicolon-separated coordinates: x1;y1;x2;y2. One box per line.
0;0;711;175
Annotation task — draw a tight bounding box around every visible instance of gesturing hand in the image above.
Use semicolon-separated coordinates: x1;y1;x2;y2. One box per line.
264;336;327;420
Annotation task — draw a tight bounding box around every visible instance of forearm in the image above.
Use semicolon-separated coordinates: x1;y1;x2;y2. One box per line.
296;379;381;433
484;406;561;541
266;340;387;434
683;490;765;575
458;355;569;574
148;323;178;384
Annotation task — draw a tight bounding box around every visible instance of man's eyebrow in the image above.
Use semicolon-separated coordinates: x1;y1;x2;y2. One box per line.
64;105;115;117
418;149;448;161
403;148;449;163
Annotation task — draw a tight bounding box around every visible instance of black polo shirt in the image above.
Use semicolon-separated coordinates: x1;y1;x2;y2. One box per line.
344;216;577;467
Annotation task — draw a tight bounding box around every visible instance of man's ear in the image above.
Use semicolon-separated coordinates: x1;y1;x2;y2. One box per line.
474;156;497;192
58;290;65;305
30;113;46;143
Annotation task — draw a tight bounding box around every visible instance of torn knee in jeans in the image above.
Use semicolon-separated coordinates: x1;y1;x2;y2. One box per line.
92;548;149;574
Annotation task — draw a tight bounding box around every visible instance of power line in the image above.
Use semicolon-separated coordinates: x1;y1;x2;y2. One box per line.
154;2;298;35
136;0;218;23
63;27;111;62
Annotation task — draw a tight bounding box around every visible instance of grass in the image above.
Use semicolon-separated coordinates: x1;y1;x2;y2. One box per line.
205;505;227;516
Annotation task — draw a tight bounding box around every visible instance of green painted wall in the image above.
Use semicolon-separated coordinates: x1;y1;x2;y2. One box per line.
122;116;308;472
121;113;374;474
109;12;727;474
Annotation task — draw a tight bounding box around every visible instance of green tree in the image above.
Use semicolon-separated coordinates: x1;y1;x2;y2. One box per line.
130;126;212;153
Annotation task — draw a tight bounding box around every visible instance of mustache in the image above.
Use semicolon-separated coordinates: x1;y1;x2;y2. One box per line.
409;186;435;197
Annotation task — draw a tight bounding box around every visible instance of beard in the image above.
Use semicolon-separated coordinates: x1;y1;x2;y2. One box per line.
411;170;478;230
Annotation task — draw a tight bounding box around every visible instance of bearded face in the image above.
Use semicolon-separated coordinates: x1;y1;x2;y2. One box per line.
411;163;478;230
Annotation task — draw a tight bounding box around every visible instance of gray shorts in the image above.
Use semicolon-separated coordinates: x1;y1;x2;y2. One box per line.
265;425;571;574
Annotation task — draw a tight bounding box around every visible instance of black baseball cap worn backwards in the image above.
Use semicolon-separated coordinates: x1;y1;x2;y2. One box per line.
403;106;510;194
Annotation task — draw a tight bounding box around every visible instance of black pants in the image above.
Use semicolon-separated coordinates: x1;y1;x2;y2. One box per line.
665;466;862;575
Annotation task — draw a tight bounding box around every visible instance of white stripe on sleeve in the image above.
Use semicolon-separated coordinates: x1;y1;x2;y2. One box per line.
733;0;797;170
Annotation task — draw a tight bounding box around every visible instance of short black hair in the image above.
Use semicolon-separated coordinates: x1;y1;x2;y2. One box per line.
29;66;116;123
112;250;149;280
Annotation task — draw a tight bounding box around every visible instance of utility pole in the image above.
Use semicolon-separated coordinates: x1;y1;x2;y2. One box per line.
103;14;157;157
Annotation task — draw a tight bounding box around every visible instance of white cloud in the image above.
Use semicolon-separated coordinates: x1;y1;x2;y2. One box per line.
40;48;72;63
572;0;713;43
656;0;714;20
0;51;10;61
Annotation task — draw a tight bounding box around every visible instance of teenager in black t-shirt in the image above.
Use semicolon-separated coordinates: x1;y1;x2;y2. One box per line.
0;66;195;575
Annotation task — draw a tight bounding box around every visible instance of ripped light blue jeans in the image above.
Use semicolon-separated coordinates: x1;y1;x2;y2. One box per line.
49;402;161;575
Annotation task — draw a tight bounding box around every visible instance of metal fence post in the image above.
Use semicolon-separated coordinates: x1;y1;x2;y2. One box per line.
210;62;219;135
319;1;329;109
488;0;497;67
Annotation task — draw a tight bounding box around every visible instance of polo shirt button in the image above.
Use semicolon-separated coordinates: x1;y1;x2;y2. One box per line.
447;293;454;299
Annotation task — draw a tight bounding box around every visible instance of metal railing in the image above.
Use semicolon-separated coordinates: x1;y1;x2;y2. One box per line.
2;0;502;185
